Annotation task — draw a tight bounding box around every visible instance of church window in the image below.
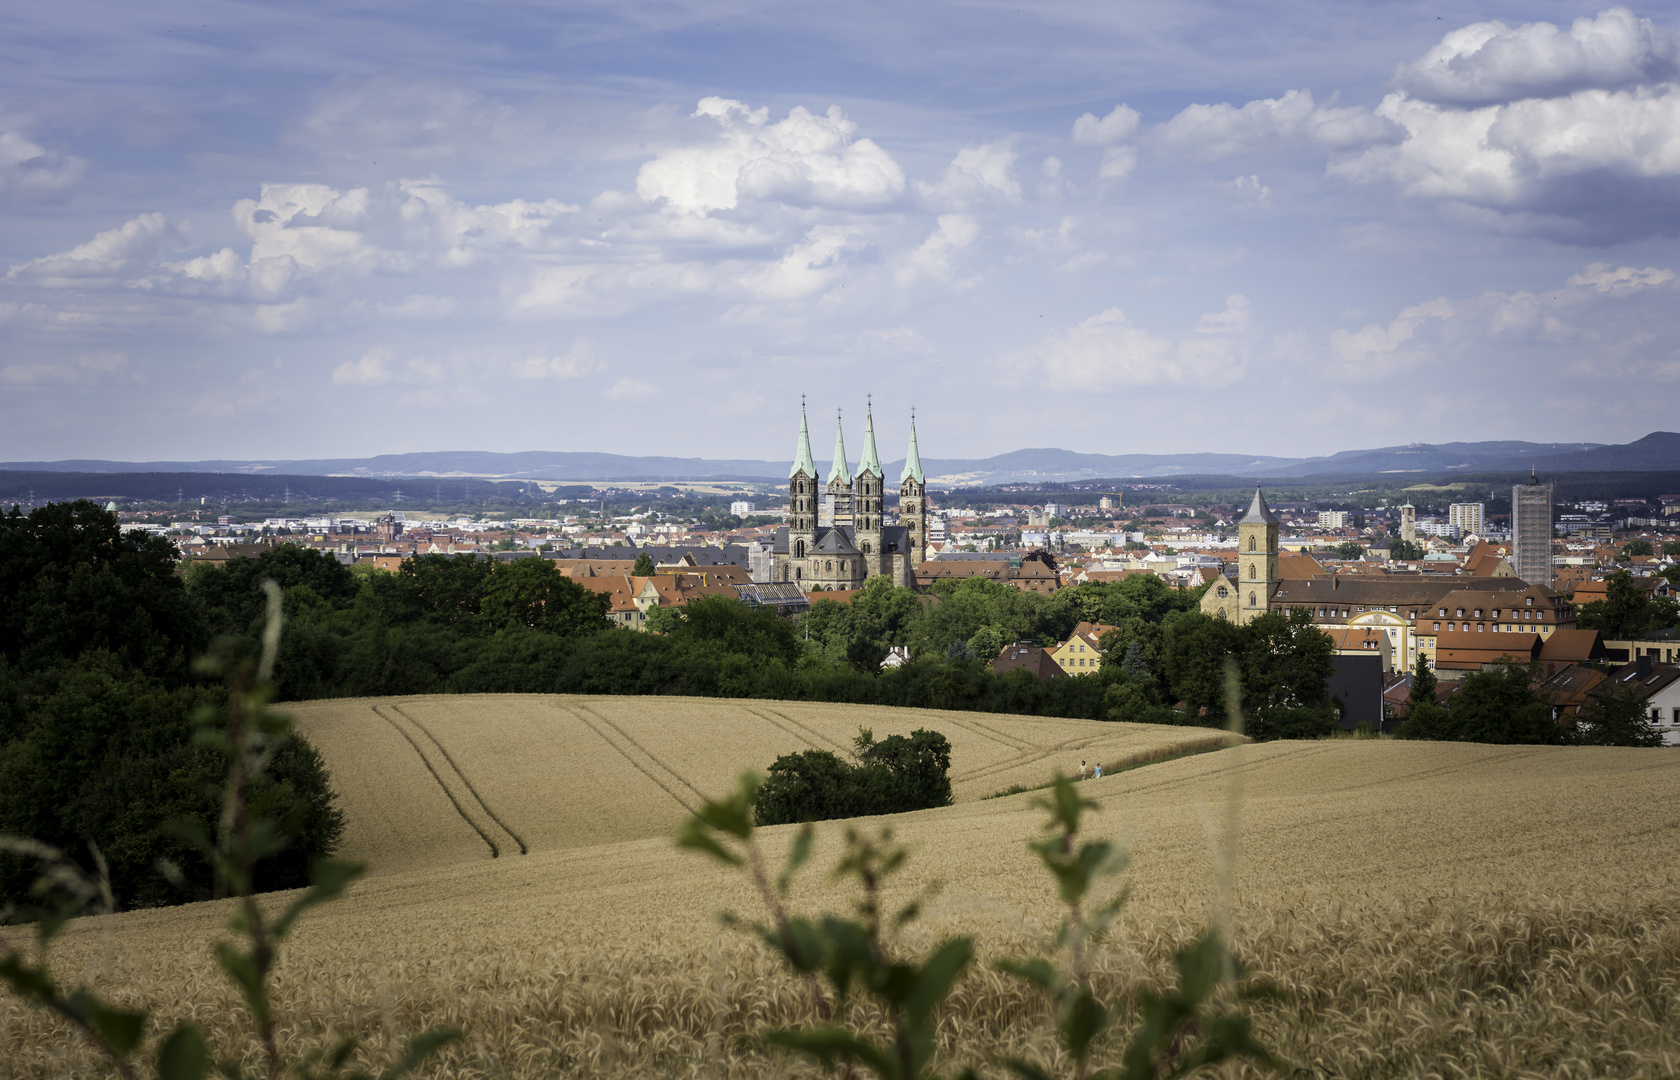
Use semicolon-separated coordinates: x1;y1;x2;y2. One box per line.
827;561;833;571
1248;564;1256;579
1248;536;1256;552
796;568;802;580
1216;586;1228;599
863;543;870;553
1249;592;1257;607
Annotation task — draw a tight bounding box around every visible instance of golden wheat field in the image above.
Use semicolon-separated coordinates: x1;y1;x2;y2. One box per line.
4;699;1680;1080
286;695;1228;873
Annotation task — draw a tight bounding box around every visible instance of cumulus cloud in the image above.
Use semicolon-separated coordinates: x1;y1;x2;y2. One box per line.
1005;297;1251;390
1566;261;1677;291
1072;104;1140;145
234;183;376;271
605;377;655;399
510;340;600;380
1155;89;1401;159
1393;7;1680;106
1327;298;1454;378
9;214;173;284
332;346;394;386
0;129;88;197
636;98;905;213
896;214;979;285
917;142;1021;204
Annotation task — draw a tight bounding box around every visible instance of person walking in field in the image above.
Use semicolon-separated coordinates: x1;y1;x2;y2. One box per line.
1093;763;1102;779
1079;760;1088;779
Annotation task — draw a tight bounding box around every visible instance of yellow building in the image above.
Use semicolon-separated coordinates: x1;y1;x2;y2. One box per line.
1050;621;1117;675
1201;486;1283;625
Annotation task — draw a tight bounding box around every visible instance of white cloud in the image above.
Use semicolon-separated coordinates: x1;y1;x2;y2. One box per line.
917;142;1021;204
1566;262;1677;292
233;183;375;271
9;213;172;283
1098;147;1138;180
0;129;88;197
1072;104;1140;146
635;98;905;214
1005;298;1251;390
332;346;394;386
896;214;979;285
1327;298;1454;377
511;340;600;379
1393;7;1680;107
605;377;655;399
1155;89;1400;159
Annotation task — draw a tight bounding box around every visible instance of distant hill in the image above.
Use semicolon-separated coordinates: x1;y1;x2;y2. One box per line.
7;433;1677;487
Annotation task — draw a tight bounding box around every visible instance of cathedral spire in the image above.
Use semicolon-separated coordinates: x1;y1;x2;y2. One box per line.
857;398;883;477
789;400;815;478
827;409;852;485
900;409;924;484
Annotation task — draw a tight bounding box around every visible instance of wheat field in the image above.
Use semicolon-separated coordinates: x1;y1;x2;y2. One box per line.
4;702;1679;1079
287;695;1228;873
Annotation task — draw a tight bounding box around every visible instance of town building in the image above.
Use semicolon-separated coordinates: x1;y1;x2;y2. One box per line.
1050;621;1116;675
772;404;926;589
1512;471;1555;587
1399;503;1417;544
1198;486;1282;625
1448;501;1485;537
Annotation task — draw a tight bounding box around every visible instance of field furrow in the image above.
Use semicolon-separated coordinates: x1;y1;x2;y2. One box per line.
389;705;528;855
373;705;507;859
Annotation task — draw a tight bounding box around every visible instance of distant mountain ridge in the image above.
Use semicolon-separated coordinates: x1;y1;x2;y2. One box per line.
6;434;1677;487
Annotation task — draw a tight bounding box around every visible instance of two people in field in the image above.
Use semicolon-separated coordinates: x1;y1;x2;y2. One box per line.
1078;760;1103;780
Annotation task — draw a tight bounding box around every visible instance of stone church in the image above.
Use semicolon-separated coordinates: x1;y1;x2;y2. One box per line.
772;405;927;589
1199;485;1282;625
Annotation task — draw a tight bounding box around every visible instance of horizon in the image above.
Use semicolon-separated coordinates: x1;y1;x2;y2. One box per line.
4;2;1680;462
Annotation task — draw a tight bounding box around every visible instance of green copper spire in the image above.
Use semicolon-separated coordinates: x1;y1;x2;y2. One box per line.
827;410;852;485
789;404;815;479
857;401;883;476
900;412;924;484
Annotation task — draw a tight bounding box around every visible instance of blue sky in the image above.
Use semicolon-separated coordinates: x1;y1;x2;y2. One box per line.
3;1;1679;463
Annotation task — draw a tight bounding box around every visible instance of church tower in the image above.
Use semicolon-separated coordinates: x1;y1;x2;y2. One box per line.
1235;485;1280;625
855;401;884;573
825;411;853;527
899;412;927;576
788;404;817;564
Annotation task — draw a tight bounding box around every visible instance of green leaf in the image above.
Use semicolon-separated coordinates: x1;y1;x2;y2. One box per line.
675;820;743;867
379;1028;462;1080
992;956;1060;993
271;859;365;940
0;954;58;1004
212;942;269;1026
776;823;814;895
902;936;973;1025
1061;988;1109;1062
155;1023;211;1080
763;1025;893;1076
66;989;148;1056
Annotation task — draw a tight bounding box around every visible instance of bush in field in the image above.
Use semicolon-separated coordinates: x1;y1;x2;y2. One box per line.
754;728;953;826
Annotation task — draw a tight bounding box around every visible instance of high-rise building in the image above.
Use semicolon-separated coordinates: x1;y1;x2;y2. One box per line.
1448;501;1484;537
1317;510;1350;529
1512;473;1554;587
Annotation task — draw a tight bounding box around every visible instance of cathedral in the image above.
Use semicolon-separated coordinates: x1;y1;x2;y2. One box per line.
1198;485;1281;625
771;404;927;589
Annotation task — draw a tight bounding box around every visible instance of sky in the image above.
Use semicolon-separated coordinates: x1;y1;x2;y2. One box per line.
3;1;1680;465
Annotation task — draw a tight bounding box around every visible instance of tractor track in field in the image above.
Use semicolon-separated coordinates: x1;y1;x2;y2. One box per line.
552;701;703;815
373;703;520;859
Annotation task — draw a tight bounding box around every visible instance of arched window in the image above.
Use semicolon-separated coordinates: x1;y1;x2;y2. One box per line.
795;567;802;580
795;540;805;558
1248;536;1256;552
863;543;871;553
826;561;833;571
1249;592;1257;607
1248;563;1256;579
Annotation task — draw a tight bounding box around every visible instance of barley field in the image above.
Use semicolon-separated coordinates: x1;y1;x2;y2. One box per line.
4;709;1679;1079
288;695;1228;873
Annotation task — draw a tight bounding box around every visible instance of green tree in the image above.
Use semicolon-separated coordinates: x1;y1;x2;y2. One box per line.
1662;539;1680;559
1387;538;1425;561
1161;612;1243;724
479;557;611;635
1333;540;1365;561
1239;608;1336;739
631;551;656;576
1577;571;1651;639
1620;539;1654;559
1444;663;1560;744
1576;683;1665;747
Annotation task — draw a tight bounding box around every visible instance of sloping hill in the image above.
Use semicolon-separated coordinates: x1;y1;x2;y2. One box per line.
290;695;1230;874
10;738;1678;1080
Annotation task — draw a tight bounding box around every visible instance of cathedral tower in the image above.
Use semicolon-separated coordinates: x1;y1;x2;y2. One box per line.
899;412;927;572
788;405;816;561
825;411;853;527
855;403;885;573
1235;485;1280;625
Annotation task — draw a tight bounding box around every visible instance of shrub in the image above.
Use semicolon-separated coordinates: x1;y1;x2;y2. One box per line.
754;728;953;826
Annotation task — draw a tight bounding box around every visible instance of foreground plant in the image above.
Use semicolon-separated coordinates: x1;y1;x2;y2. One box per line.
0;581;457;1080
679;765;1280;1079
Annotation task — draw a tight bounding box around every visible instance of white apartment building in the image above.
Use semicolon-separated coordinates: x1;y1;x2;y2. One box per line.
1316;510;1350;529
1449;502;1485;537
730;500;756;516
